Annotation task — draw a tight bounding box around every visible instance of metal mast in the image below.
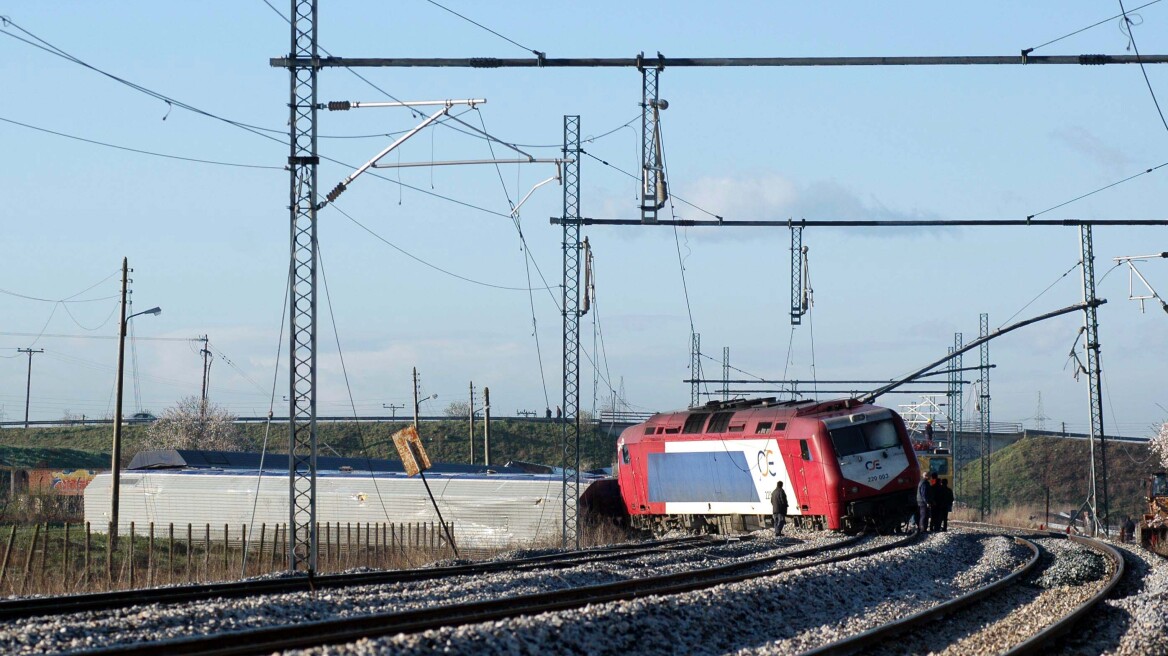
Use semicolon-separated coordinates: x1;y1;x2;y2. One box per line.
948;333;963;493
283;0;319;573
978;314;991;519
638;54;665;224
722;347;730;401
690;332;701;407
561;115;582;549
1080;225;1109;535
790;226;805;325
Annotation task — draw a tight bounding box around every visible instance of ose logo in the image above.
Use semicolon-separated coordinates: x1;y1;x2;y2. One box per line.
864;460;883;471
756;449;776;477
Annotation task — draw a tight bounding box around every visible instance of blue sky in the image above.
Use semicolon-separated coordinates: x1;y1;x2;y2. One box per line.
1;2;1166;437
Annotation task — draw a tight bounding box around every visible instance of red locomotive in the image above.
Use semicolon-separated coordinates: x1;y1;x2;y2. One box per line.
614;397;920;534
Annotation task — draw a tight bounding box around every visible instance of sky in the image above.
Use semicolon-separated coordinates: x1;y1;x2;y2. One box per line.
1;2;1166;438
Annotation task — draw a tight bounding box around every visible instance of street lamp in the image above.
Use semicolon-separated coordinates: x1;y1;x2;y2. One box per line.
414;393;437;428
109;263;161;549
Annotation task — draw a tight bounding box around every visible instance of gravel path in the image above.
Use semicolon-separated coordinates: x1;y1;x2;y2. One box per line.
298;530;1028;656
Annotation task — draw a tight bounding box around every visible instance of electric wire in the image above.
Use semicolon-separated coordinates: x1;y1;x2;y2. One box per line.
1025;162;1168;219
0;116;284;170
477;108;553;410
1119;0;1168;135
59;301;119;332
317;247;396;525
0;19;286;146
326;201;556;291
1026;0;1163;52
0;270;119;304
998;260;1083;328
579;150;725;221
242;261;289;574
421;0;544;57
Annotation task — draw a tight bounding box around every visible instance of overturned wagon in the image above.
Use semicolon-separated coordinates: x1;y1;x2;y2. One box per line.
84;449;593;551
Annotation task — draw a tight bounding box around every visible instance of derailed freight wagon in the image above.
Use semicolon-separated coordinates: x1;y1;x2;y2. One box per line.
83;449;593;551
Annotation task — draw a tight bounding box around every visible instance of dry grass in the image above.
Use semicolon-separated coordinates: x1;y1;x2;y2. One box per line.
950;502;1060;530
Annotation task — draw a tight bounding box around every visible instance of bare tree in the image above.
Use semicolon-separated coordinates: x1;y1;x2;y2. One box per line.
1151;422;1168;470
444;401;471;418
147;396;246;451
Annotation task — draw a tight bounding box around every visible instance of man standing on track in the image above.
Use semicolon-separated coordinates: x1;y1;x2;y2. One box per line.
772;480;789;537
935;478;954;531
916;472;933;533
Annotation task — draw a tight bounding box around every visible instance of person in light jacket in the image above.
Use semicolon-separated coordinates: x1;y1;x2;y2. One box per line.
771;480;789;537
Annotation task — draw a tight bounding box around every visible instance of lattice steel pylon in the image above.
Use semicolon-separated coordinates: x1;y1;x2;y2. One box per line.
790;226;806;325
978;314;991;519
690;332;701;407
1080;225;1109;535
722;347;730;401
638;54;665;224
279;0;319;574
561;115;582;549
949;333;963;493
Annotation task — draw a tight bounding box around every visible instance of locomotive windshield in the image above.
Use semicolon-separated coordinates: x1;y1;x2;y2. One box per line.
829;419;901;457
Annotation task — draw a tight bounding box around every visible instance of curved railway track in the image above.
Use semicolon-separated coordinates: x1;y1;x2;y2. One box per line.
0;534;716;621
802;526;1125;656
74;532;913;656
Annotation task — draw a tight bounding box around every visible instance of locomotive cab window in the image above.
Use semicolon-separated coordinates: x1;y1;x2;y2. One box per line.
800;439;812;461
707;412;734;433
621;444;630;465
829;419;900;457
682;413;709;434
927;457;948;475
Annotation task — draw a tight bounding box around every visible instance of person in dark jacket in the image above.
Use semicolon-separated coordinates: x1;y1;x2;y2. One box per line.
772;480;789;537
916;473;934;533
935;478;954;531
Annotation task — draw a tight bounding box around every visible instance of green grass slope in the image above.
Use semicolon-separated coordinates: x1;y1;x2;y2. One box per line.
955;435;1162;520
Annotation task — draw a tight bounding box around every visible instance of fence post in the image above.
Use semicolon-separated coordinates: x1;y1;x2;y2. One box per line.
374;523;380;567
258;524;267;576
106;521;113;589
223;524;229;574
203;524;210;582
128;521;135;589
38;521;49;590
356;522;362;567
147;522;155;588
168;524;174;585
63;522;71;590
186;524;193;583
20;522;40;595
346;523;351;567
0;524;16;594
83;522;91;590
240;524;247;577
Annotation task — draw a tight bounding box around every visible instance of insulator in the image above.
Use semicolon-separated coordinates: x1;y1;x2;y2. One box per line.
1079;54;1108;65
327;101;351;111
326;182;346;203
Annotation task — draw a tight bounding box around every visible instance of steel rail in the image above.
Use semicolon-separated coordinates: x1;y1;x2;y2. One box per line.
1003;534;1125;656
84;533;916;656
798;536;1042;656
0;535;712;621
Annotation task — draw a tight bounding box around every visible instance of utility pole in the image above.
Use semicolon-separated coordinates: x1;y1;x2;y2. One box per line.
483;386;491;467
1080;225;1109;535
110;258;129;550
198;335;212;405
17;348;43;428
468;381;476;465
722;347;730;401
381;403;404;419
413;367;420;428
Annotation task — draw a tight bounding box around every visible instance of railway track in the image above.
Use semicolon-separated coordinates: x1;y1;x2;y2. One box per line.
804;528;1125;656
0;534;714;621
70;532;909;656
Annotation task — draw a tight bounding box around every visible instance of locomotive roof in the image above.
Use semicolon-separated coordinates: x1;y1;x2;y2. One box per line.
647;397;872;422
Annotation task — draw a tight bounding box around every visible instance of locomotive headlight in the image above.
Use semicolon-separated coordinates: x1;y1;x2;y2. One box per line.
850;486;859;494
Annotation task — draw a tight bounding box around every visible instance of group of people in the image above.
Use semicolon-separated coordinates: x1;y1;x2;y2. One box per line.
916;471;953;532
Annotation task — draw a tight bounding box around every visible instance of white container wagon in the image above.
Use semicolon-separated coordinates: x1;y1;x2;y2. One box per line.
84;450;592;551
